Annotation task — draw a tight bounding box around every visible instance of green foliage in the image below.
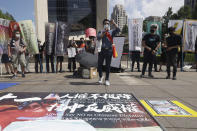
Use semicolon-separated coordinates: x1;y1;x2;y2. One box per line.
177;6;192;19
192;4;197;19
162;7;174;37
121;24;128;35
143;20;148;32
0;9;15;21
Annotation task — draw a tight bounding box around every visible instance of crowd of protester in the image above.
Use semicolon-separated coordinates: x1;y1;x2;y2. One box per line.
1;18;197;85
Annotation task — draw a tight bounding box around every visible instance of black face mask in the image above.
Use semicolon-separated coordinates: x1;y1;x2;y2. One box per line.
169;32;174;36
150;29;155;33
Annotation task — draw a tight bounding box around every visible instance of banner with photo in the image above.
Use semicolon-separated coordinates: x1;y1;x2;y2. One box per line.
147;21;162;55
0;93;163;131
146;100;191;116
45;23;56;55
19;20;39;54
168;20;184;35
0;18;10;55
183;20;197;52
129;18;143;51
55;22;70;56
111;37;125;68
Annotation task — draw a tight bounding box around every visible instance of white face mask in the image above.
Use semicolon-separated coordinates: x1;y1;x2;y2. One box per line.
104;24;110;31
15;34;20;38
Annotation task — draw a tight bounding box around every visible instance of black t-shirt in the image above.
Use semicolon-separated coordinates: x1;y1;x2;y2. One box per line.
143;34;160;53
166;34;182;53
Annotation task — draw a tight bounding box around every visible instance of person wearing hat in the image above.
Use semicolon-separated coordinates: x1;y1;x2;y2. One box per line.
165;27;182;80
140;25;161;78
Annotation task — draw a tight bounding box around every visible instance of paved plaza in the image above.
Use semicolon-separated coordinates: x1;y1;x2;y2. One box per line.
0;62;197;131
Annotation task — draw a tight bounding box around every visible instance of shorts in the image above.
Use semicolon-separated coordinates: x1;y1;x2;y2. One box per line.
1;54;11;63
57;56;64;62
12;53;26;69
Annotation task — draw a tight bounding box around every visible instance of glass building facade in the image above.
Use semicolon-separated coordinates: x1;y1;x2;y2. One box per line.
48;0;96;31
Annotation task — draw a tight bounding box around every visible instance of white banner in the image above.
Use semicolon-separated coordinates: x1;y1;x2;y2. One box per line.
168;20;184;35
183;20;197;52
67;47;76;58
111;37;125;68
129;18;143;51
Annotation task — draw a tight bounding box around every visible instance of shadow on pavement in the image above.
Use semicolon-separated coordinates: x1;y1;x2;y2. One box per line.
69;82;98;85
119;74;166;79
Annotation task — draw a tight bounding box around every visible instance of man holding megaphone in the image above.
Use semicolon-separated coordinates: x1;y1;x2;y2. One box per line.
97;19;120;86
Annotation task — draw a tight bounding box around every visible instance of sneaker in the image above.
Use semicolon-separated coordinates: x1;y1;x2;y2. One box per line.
105;80;110;86
22;73;25;78
166;75;170;79
140;74;145;78
98;76;105;84
11;74;17;79
131;69;133;72
5;72;10;75
148;74;154;78
138;70;141;72
172;77;176;80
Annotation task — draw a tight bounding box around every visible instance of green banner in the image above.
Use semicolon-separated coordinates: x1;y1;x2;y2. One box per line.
19;20;39;54
147;21;162;55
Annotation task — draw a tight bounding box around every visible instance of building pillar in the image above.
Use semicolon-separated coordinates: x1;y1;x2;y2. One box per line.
96;0;109;32
34;0;48;44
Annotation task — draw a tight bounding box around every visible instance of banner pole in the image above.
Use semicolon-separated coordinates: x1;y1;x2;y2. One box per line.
181;19;185;72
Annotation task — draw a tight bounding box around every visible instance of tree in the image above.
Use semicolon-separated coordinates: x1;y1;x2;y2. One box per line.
177;6;192;19
121;24;128;35
192;4;197;19
162;7;174;35
0;9;15;21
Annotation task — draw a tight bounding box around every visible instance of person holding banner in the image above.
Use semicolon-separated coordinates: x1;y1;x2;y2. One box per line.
140;25;161;78
8;30;27;78
131;51;141;72
43;41;55;73
34;40;44;73
67;39;77;72
165;27;182;80
97;19;120;86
